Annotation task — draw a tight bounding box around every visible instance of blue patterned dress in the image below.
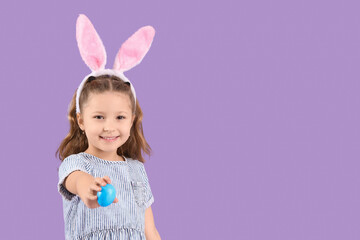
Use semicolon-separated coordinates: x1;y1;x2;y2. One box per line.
57;152;154;240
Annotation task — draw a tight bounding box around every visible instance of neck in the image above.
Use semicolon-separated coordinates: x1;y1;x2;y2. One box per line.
84;149;124;161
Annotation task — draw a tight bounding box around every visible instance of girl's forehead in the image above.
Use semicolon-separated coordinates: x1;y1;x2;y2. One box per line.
84;92;132;113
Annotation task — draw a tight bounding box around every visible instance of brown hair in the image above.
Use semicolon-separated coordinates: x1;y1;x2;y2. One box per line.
55;75;152;163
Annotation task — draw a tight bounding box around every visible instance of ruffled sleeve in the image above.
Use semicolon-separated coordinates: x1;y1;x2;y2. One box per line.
57;154;92;201
138;162;155;209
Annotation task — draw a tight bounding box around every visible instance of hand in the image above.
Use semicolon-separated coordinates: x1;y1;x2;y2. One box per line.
79;175;119;209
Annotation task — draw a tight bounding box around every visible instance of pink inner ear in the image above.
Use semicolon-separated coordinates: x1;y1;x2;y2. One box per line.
113;26;155;72
76;14;106;71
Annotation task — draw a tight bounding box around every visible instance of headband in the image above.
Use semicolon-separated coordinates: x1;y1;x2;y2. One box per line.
75;14;155;114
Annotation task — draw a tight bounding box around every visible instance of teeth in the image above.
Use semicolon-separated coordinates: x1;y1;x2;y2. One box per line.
102;137;116;140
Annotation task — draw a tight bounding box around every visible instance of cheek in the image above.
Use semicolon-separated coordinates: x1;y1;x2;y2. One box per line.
86;125;100;135
120;125;131;134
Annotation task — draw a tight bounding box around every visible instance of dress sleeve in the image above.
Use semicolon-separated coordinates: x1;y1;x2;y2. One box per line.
57;154;92;201
138;162;155;209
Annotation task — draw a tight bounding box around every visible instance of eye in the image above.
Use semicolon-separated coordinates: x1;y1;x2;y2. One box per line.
117;116;125;120
94;115;103;119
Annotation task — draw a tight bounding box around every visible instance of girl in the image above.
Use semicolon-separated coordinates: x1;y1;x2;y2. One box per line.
56;14;161;240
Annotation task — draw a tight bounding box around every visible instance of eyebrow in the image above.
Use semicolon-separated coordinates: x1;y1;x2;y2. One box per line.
92;111;128;114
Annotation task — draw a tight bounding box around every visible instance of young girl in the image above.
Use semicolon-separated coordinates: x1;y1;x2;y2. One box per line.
56;14;161;240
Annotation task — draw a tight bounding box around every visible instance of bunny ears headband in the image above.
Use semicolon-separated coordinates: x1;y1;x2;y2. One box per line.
75;14;155;114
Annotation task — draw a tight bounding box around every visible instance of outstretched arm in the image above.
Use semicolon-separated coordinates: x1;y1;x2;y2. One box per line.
145;206;161;240
63;170;118;208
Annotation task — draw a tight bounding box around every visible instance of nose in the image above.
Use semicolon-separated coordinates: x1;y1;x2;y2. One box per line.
103;119;116;132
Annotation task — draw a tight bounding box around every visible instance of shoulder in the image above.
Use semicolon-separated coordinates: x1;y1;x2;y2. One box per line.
63;152;83;161
127;158;152;185
60;152;91;170
126;157;144;169
58;152;94;178
126;157;148;178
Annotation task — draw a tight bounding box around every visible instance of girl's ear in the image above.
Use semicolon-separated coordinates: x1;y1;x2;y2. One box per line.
76;113;84;130
76;14;107;71
113;26;155;72
131;114;136;125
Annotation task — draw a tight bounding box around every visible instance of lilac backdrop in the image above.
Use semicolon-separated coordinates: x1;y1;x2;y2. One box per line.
1;0;359;239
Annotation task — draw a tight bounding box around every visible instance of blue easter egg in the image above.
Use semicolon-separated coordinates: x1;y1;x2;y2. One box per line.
97;183;116;207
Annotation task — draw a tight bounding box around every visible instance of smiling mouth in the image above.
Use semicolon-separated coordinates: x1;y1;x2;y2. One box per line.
100;136;119;140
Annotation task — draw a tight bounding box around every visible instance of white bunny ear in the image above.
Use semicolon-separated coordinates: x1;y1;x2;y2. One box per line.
76;14;107;71
113;26;155;72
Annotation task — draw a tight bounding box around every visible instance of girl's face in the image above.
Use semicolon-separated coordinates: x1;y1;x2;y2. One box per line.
77;91;135;161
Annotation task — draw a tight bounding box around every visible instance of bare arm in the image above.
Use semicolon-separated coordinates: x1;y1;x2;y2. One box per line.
145;206;161;240
64;170;92;196
63;170;118;208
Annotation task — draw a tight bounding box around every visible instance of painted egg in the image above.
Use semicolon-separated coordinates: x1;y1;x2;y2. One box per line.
97;184;116;207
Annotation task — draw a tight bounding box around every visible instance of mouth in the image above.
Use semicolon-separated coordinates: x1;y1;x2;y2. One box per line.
100;136;119;141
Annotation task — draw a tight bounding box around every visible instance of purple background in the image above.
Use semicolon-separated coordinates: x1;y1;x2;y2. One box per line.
1;0;359;239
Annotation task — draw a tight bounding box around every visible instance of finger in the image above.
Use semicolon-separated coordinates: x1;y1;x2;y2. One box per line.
94;178;101;185
100;177;107;186
88;194;98;201
114;197;119;203
104;176;111;184
90;184;102;192
88;187;96;196
95;178;106;186
89;183;101;195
